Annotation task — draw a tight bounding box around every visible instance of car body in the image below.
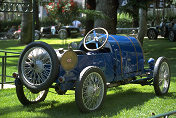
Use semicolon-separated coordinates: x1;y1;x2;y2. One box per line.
41;25;80;39
15;28;171;112
147;20;176;42
168;23;176;42
147;21;170;39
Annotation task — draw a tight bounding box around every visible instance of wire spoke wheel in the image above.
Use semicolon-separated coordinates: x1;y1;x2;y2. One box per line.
16;79;48;105
158;62;170;93
23;86;46;102
82;72;104;110
18;42;59;92
153;57;170;96
22;47;52;85
168;31;176;42
147;28;158;40
75;67;107;112
58;29;67;39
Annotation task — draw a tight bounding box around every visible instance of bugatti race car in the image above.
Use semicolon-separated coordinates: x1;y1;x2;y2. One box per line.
14;27;170;112
41;25;80;39
147;19;176;41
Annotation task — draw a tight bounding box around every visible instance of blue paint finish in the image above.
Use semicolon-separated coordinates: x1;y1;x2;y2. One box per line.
107;35;144;76
129;37;144;71
57;34;145;90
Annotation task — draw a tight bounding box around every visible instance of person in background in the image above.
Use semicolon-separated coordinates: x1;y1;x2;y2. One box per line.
72;19;85;36
72;20;81;28
51;26;56;35
14;25;21;40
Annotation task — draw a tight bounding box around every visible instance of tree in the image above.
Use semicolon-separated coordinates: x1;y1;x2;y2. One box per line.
138;7;147;46
20;0;33;44
137;0;152;45
94;0;119;34
85;0;96;34
34;0;40;30
45;0;79;25
172;0;176;4
120;0;139;27
0;0;4;32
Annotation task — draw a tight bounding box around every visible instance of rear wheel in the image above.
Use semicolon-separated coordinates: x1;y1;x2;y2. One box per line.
161;26;168;38
16;79;48;105
147;28;158;40
153;57;170;96
75;66;107;112
58;29;67;39
168;30;176;42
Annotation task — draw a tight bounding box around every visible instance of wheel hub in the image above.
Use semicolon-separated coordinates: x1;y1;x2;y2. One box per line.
94;86;100;97
34;60;44;73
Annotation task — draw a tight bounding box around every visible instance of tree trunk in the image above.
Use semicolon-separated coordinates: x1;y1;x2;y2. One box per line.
34;0;40;30
137;8;147;46
132;6;139;28
20;0;32;44
85;0;96;34
152;1;156;26
94;0;119;34
132;14;139;27
0;1;3;31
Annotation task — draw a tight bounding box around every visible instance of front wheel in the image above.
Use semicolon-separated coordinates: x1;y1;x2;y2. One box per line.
75;66;107;112
153;57;171;96
168;30;176;42
35;30;41;40
16;79;48;105
147;28;158;40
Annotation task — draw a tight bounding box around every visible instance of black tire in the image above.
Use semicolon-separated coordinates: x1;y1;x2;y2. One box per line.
168;30;176;42
58;29;67;39
18;41;60;92
14;33;19;39
147;28;158;40
75;66;107;112
16;79;48;105
35;30;41;40
153;57;171;96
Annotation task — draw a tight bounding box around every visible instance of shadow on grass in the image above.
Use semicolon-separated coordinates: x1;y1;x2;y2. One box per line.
0;86;175;117
1;88;156;118
5;88;158;118
39;88;156;118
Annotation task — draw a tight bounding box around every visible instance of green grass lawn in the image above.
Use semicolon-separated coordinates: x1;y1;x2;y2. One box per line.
0;37;176;118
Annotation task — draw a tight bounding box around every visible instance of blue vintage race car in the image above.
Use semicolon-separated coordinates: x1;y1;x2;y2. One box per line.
14;28;170;112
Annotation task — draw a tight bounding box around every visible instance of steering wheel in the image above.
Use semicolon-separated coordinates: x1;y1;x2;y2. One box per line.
83;27;109;51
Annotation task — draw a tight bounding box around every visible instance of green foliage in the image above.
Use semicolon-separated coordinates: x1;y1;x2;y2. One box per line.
172;0;176;4
79;9;108;20
120;0;148;16
45;0;79;25
117;13;133;28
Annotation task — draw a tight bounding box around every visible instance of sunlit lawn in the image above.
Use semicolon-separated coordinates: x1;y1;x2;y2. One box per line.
0;37;176;118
